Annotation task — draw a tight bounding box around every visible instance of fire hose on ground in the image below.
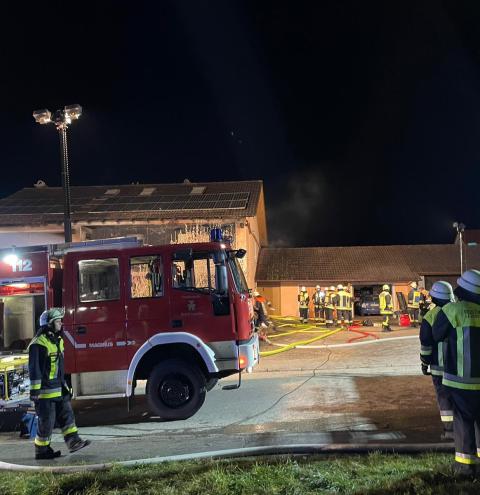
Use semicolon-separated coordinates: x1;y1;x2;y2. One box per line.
260;327;344;357
0;442;454;473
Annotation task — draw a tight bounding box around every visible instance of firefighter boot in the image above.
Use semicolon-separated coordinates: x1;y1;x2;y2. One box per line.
35;445;61;460
65;433;91;453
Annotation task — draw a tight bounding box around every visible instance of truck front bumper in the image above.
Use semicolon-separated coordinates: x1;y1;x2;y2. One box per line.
238;333;259;370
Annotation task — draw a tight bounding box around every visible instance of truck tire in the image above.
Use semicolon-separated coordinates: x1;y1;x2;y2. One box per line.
146;359;206;420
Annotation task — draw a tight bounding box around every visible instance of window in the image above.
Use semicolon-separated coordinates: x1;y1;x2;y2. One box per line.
130;255;163;298
228;257;249;293
172;254;217;291
78;258;120;302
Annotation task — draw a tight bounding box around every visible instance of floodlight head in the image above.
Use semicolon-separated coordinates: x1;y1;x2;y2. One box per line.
33;109;52;124
453;222;458;228
64;104;82;120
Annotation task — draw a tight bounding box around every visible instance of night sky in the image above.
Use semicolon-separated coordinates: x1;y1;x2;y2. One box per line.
1;1;479;247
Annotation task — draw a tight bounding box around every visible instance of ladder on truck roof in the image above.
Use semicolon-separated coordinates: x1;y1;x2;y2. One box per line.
50;237;142;257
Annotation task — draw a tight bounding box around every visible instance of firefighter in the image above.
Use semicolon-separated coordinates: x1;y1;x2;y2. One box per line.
344;285;353;326
419;281;454;440
298;286;309;323
333;284;352;327
313;285;326;324
432;269;480;477
28;308;91;460
253;290;269;340
419;286;431;319
325;286;336;328
407;281;423;327
379;284;394;332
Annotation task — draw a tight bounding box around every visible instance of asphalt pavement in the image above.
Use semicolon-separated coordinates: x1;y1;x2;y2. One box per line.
0;332;452;467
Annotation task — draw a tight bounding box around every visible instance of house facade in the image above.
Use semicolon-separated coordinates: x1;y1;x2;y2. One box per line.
256;244;480;317
0;180;268;288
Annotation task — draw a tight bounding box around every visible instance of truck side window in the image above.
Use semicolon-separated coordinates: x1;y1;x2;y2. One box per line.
172;256;216;290
130;256;163;298
78;258;120;302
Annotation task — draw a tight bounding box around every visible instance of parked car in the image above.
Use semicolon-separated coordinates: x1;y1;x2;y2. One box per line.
355;295;380;316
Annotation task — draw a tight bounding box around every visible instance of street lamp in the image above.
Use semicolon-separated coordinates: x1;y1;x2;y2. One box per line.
453;221;466;274
33;104;82;243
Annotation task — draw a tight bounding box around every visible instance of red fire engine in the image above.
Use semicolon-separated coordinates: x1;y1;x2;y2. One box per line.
0;231;259;419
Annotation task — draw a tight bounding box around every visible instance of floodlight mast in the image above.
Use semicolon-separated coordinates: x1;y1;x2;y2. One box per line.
453;221;466;274
32;105;82;243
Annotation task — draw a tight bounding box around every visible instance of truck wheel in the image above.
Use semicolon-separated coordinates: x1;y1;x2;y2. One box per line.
146;359;206;420
205;378;218;392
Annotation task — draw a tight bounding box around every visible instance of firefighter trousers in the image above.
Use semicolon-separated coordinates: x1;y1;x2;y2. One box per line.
337;310;351;325
408;308;419;326
299;307;308;322
381;313;393;330
34;395;78;449
449;388;480;466
431;375;453;432
314;306;325;321
325;308;334;326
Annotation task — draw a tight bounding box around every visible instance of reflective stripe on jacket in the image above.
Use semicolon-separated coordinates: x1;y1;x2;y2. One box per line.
408;289;421;309
28;328;65;400
313;291;325;307
334;290;351;310
298;291;309;308
325;292;335;309
433;301;480;390
379;291;393;315
419;306;444;375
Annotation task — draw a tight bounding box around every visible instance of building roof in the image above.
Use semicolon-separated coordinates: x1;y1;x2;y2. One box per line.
256;244;480;283
0;181;263;226
457;229;480;245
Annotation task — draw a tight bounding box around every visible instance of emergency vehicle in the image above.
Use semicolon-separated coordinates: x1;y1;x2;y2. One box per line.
0;231;259;420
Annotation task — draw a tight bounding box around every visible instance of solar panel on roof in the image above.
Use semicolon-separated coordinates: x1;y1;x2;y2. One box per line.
83;190;250;213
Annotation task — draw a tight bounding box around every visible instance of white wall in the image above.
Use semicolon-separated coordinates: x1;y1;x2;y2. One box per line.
0;232;65;249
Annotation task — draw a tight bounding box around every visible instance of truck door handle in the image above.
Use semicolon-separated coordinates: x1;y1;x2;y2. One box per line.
76;326;87;334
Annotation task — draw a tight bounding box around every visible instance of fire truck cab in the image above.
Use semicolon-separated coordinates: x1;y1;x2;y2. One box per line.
0;233;259;420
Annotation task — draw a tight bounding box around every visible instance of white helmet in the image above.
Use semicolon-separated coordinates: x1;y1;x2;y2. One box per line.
253;290;260;297
337;284;344;290
410;281;418;289
330;286;336;291
39;310;48;326
429;281;454;301
316;285;321;290
301;286;306;292
382;284;390;291
457;269;480;295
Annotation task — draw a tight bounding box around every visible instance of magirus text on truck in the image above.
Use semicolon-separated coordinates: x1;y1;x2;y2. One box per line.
0;230;259;420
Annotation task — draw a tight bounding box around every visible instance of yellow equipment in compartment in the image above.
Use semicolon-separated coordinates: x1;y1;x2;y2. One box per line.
0;355;28;401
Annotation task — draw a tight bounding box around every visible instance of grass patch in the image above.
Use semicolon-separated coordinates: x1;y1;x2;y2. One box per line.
0;453;478;495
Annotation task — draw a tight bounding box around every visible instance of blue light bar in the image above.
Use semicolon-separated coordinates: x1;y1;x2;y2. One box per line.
210;228;223;242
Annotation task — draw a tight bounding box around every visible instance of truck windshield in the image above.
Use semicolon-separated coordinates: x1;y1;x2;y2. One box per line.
228;257;249;294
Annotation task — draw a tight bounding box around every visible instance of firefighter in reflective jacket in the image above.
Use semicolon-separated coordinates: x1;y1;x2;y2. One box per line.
333;284;352;327
313;285;326;324
28;308;90;460
379;284;394;332
408;281;423;327
432;270;480;476
298;287;309;323
419;281;454;440
325;286;336;328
